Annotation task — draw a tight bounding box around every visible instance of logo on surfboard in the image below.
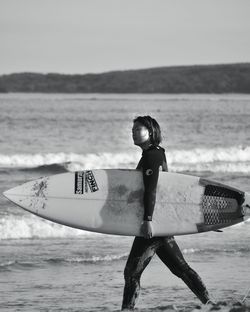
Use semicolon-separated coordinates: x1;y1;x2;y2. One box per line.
74;171;99;194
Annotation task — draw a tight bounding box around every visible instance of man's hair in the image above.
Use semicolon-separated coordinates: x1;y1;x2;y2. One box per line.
133;115;162;146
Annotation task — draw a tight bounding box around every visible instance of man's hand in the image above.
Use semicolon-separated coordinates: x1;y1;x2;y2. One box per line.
140;221;153;239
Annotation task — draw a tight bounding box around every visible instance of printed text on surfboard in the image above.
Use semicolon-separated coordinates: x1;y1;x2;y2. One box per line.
74;171;99;194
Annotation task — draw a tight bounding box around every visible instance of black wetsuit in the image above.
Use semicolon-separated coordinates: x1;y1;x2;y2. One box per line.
137;145;168;221
122;145;210;310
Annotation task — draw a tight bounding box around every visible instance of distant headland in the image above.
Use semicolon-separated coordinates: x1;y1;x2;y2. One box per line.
0;63;250;93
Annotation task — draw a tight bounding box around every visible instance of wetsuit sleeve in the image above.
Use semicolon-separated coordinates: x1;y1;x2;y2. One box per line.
142;150;162;221
162;150;168;172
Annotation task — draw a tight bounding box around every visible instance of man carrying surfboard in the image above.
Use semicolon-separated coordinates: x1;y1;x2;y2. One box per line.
121;116;211;310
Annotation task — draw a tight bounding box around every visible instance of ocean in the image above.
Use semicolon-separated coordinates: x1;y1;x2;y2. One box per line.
0;93;250;312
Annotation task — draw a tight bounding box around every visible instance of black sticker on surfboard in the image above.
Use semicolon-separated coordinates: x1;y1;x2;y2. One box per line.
75;171;99;194
75;172;84;194
85;170;99;192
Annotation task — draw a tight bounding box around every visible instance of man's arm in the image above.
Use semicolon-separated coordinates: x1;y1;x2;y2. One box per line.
142;151;162;221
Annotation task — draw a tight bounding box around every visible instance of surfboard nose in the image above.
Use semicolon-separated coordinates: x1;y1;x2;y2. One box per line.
3;189;9;199
3;181;48;216
3;184;27;206
3;185;21;199
3;179;45;211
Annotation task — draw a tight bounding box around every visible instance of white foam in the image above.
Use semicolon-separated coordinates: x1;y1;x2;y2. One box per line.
169;146;250;164
0;214;249;241
0;215;100;240
182;248;200;254
0;145;250;173
65;253;128;263
0;152;138;170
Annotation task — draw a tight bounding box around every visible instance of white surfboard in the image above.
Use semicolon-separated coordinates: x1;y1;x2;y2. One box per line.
3;170;250;236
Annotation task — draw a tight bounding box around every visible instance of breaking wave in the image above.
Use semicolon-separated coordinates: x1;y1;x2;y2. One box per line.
0;145;250;173
0;253;128;270
46;253;128;265
0;215;100;240
0;214;249;241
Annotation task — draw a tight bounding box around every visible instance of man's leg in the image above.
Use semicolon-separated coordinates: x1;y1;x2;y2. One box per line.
122;237;161;310
156;237;210;304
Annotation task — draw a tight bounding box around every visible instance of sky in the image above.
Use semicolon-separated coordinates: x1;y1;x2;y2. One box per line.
1;0;250;75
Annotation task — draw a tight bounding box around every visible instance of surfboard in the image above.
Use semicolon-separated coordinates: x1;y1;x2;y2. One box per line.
3;170;250;236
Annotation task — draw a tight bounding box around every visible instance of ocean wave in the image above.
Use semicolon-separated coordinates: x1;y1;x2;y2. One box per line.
0;259;41;271
0;146;250;173
0;152;136;170
2;93;250;102
0;260;16;269
182;248;200;254
183;246;250;255
46;253;128;265
21;163;69;174
0;214;249;241
0;215;100;240
0;253;128;271
171;146;250;164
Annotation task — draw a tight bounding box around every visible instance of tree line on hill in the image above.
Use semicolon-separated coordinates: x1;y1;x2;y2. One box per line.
0;63;249;93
